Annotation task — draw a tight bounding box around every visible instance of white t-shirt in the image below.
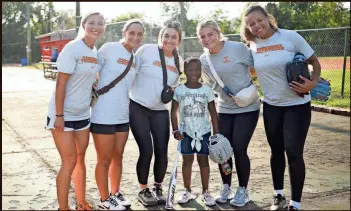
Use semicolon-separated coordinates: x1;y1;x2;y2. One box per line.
130;44;183;110
250;29;314;106
47;39;99;121
173;84;215;139
91;42;136;124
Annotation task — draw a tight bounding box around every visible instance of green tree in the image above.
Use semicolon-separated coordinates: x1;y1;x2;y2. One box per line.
2;2;57;63
110;12;144;23
265;2;350;29
52;9;76;32
205;7;237;34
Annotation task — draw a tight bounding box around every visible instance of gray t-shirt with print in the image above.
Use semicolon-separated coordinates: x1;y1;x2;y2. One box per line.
47;39;99;121
200;41;260;114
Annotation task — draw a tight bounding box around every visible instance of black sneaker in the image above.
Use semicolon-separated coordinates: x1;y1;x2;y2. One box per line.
270;194;287;210
288;205;299;210
138;188;157;207
152;185;166;205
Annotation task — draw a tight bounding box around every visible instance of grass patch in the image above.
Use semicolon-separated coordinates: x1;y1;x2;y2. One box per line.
253;72;350;109
321;69;350;96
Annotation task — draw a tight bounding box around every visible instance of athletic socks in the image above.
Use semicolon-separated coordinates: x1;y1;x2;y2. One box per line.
290;200;301;210
274;189;284;196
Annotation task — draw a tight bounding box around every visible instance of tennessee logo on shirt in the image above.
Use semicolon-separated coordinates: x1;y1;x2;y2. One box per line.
153;61;177;73
117;58;136;68
257;44;284;54
223;56;230;63
81;56;98;64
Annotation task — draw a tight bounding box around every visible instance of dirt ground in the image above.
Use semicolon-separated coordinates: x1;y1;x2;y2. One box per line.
2;66;350;210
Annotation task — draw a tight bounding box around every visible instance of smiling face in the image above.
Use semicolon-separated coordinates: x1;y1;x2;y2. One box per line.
198;27;221;51
82;14;105;40
161;28;180;53
123;23;144;50
185;61;202;84
245;10;271;39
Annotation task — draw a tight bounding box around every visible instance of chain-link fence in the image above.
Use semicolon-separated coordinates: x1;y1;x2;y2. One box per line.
2;41;42;64
95;21;162;50
183;27;350;97
3;25;349;97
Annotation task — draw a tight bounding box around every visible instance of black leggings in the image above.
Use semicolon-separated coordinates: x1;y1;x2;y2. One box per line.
218;110;260;188
129;100;170;185
263;101;311;202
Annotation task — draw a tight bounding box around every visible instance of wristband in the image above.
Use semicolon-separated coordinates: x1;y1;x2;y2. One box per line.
172;130;180;135
56;114;64;117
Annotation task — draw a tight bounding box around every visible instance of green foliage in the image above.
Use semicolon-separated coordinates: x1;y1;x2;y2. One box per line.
53;9;76;31
265;2;350;30
110;12;144;23
2;2;61;63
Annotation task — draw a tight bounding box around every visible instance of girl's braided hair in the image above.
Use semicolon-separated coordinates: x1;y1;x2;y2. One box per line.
158;20;183;74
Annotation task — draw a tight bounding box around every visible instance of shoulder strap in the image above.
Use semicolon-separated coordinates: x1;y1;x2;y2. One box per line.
97;53;134;95
205;52;225;88
158;46;168;88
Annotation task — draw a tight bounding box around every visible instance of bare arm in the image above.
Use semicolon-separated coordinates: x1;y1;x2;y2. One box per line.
170;99;179;132
306;54;321;82
208;101;219;134
170;99;183;140
55;72;70;115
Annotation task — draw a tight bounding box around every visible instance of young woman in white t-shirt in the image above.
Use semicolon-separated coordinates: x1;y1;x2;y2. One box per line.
45;12;105;211
90;19;145;211
197;19;260;207
129;21;183;206
242;5;321;211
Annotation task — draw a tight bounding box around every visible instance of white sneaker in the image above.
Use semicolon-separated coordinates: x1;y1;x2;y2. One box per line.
98;197;126;210
202;190;216;206
215;184;235;203
177;189;197;204
230;186;249;207
111;192;131;208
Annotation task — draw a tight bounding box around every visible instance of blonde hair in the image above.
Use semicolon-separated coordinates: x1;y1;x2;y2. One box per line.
240;5;278;43
196;19;228;42
76;12;106;39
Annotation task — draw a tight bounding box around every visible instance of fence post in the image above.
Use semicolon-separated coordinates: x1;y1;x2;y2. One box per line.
341;28;348;97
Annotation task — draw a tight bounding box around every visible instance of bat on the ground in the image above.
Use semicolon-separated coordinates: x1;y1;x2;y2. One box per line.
165;122;185;210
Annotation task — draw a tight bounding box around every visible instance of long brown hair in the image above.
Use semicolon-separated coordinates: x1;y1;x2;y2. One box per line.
158;20;183;73
241;5;278;43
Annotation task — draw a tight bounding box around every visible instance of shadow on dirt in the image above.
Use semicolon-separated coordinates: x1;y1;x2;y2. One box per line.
310;122;350;135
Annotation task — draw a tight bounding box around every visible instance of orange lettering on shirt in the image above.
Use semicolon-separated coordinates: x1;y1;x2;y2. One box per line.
257;44;284;54
153;61;177;73
223;56;230;63
81;56;98;64
117;58;136;68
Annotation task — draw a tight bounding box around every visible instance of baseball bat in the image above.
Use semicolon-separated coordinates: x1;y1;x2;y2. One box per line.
165;122;185;210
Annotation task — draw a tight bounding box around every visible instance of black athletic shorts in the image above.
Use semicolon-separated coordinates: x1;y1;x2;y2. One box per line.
90;123;130;134
46;116;90;131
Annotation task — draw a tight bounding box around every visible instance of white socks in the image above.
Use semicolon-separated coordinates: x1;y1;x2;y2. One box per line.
274;190;301;210
274;189;284;196
290;200;301;210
